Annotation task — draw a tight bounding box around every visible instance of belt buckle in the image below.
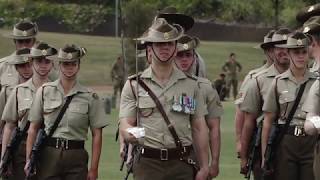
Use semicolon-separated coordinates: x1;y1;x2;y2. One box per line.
294;126;305;137
160;149;168;161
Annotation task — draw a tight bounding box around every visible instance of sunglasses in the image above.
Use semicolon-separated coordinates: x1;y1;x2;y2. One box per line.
16;39;33;44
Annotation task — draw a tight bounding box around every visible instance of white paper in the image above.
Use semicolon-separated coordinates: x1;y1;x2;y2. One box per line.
126;127;145;138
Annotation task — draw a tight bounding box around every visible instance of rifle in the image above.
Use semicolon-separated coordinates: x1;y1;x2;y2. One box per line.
245;121;263;180
25;128;47;179
120;143;128;171
0;121;30;177
262;122;279;176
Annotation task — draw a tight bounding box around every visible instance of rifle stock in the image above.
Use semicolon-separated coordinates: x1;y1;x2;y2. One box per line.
245;121;262;180
25;128;47;179
262;122;279;176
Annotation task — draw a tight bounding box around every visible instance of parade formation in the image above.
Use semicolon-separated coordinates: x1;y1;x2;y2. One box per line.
0;2;320;180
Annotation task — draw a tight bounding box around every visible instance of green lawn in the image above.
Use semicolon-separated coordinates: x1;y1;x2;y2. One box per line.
0;29;265;179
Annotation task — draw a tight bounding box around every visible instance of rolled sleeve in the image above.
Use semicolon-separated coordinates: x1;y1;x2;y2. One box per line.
262;79;278;113
89;93;108;129
192;85;208;120
240;80;261;114
206;87;223;119
119;80;137;119
302;80;320;114
28;87;44;123
1;87;17;122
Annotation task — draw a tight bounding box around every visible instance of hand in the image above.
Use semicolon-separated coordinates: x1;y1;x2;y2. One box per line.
123;132;138;144
208;162;219;179
24;160;33;177
195;167;209;180
120;144;125;159
87;168;98;180
240;158;248;175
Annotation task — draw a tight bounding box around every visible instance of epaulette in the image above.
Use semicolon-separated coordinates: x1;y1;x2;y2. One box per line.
197;77;211;84
185;73;198;81
128;73;142;80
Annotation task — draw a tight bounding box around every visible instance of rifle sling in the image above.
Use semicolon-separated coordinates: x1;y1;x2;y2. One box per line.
47;94;75;138
276;80;307;144
137;78;185;156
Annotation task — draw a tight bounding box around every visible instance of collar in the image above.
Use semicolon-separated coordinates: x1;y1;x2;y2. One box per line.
52;79;89;97
264;64;280;77
279;69;316;84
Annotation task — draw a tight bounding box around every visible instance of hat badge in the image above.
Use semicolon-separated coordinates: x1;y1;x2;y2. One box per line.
22;31;27;36
163;32;170;40
183;43;189;50
67;53;73;59
303;26;310;33
42;50;47;56
282;35;287;40
308;6;314;12
297;39;303;46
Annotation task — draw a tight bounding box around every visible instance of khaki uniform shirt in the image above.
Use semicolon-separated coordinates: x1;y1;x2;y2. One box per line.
119;66;207;149
28;80;108;140
222;60;242;79
302;79;320;115
2;78;36;127
263;70;316;126
0;53;19;87
197;77;223;120
235;63;269;105
240;64;280;117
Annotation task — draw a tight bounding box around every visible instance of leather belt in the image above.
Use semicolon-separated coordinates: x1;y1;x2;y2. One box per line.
140;145;193;161
46;137;84;150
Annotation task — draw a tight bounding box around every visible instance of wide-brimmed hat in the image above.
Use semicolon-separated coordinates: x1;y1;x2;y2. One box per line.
49;44;87;62
276;32;310;49
296;3;320;24
28;41;58;58
8;48;31;65
269;28;292;47
303;16;320;35
259;29;276;49
136;18;184;43
177;34;200;52
4;20;38;40
156;6;194;31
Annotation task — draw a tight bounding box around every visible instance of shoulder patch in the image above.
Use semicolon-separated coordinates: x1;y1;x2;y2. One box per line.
92;93;99;99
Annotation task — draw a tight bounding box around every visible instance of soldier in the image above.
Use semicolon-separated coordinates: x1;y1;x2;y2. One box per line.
240;28;291;180
0;42;57;180
119;18;209;180
25;44;107;180
0;20;58;88
262;32;316;180
214;73;227;101
222;52;242;99
111;55;125;108
175;34;223;179
302;16;320;180
234;30;275;158
156;6;207;77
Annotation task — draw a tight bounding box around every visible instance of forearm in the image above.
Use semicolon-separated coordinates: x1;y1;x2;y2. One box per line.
26;123;40;160
1;123;15;158
208;119;220;165
261;113;274;160
119;117;137;143
240;113;257;160
192;118;209;168
90;128;103;172
235;107;244;144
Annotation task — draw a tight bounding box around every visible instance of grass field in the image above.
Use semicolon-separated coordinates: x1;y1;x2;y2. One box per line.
0;29;266;179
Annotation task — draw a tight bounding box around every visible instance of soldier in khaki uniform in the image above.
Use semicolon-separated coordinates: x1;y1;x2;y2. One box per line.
119;18;209;180
0;42;57;180
156;6;207;77
239;28;292;180
0;20;58;88
25;44;107;180
222;53;242;99
262;32;316;180
234;30;275;158
175;34;223;179
111;55;125;107
301;15;320;180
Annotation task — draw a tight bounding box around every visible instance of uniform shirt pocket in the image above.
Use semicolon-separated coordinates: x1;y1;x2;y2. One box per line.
138;96;156;117
44;98;62;113
278;92;295;118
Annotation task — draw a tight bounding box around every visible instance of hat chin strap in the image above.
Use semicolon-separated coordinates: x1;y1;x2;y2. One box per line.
151;43;177;63
60;65;79;79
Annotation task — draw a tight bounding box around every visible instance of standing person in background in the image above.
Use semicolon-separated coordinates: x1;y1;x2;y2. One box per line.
175;34;223;179
111;55;125;108
25;44;107;180
1;42;57;180
222;53;242;100
214;73;227;101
